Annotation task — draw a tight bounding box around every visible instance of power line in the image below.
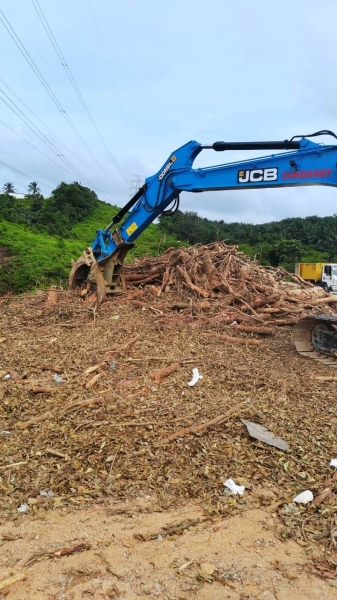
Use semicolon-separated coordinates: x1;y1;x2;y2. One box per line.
87;0;127;131
0;8;125;192
3;0;80;116
0;91;96;187
31;0;128;183
130;175;144;196
0;159;44;184
0;116;75;179
0;90;113;200
0;75;128;191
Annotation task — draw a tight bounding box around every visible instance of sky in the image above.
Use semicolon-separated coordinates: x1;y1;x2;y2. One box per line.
0;0;337;225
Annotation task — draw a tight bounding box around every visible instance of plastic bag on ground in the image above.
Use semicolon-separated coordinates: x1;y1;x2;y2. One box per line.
223;478;245;495
188;368;203;387
293;490;313;504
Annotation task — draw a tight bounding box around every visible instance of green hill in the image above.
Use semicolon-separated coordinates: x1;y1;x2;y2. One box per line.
0;192;180;294
3;179;337;294
158;210;337;270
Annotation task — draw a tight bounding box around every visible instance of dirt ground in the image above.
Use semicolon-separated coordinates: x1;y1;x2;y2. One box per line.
2;287;337;597
0;498;336;599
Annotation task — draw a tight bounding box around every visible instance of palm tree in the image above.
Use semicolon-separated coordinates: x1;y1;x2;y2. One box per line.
27;181;41;196
2;182;15;194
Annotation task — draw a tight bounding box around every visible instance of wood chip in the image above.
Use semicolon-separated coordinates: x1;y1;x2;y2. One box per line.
0;573;26;590
1;242;337;571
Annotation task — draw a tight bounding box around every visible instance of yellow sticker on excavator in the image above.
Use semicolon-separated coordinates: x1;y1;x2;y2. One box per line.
126;222;138;236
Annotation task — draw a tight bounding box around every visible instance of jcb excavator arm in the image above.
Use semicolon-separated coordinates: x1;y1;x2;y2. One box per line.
69;130;337;361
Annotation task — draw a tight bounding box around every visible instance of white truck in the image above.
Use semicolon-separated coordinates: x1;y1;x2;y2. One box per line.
295;263;337;292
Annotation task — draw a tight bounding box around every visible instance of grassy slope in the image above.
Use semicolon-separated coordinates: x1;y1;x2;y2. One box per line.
72;201;177;259
0;201;179;293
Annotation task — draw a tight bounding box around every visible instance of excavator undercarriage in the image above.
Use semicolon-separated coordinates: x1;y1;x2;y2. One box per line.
293;315;337;365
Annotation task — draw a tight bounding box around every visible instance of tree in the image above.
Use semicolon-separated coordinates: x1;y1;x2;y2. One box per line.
26;181;41;196
37;182;99;235
50;182;98;221
271;239;303;267
159;210;211;245
2;182;15;195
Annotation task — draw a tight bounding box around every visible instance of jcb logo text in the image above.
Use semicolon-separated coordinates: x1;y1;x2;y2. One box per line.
237;168;278;184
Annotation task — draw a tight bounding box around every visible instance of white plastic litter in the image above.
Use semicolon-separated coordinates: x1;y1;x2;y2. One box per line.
188;368;203;387
0;431;10;435
53;374;63;384
293;490;313;504
2;374;10;381
231;321;238;325
39;490;54;497
17;503;29;513
241;419;289;451
223;478;245;496
330;459;337;468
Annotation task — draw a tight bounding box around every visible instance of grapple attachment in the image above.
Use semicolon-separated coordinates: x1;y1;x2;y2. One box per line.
293;315;337;366
69;244;132;303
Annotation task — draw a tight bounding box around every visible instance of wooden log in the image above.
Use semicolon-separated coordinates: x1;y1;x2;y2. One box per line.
251;293;281;308
155;402;247;446
125;270;162;282
176;265;209;298
102;334;141;355
0;461;28;470
148;285;161;297
151;363;180;382
46;447;68;459
231;324;275;335
158;267;172;296
119;334;141;353
235;296;262;318
265;318;299;325
310;376;337;381
17;410;54;430
304;296;337;307
311;488;332;509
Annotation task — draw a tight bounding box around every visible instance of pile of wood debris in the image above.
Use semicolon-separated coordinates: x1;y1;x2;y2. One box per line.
123;241;337;327
2;242;337;575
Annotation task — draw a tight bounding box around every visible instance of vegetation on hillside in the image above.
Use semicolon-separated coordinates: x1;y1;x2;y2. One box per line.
1;179;337;294
158;210;337;271
0;181;180;293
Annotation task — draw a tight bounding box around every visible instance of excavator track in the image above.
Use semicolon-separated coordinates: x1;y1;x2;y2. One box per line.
293;315;337;366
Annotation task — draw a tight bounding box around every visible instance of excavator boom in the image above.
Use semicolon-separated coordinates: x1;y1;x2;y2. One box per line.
69;130;337;362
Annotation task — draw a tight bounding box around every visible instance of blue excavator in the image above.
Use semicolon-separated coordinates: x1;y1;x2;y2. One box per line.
68;130;337;364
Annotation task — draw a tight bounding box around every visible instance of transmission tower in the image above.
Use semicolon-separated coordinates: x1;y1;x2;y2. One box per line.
130;175;144;196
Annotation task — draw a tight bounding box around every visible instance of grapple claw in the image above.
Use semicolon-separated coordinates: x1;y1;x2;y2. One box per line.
69;248;107;304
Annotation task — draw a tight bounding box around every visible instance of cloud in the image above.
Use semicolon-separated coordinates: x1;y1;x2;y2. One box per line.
0;0;336;225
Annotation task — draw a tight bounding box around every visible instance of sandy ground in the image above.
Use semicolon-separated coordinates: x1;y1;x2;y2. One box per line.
0;498;336;600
